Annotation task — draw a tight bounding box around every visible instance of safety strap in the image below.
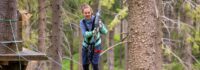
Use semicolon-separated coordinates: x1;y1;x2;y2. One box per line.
82;16;96;45
82;16;96;31
82;16;97;63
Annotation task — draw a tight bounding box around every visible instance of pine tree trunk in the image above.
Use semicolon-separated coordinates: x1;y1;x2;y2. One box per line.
37;0;46;70
99;35;105;70
180;3;192;70
78;28;83;70
155;0;163;69
123;19;128;70
107;30;114;70
127;0;162;70
70;25;74;70
38;0;46;57
119;0;123;68
48;0;63;70
0;0;19;54
162;0;175;63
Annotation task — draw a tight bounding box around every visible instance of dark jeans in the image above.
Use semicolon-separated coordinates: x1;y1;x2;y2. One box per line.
82;45;101;70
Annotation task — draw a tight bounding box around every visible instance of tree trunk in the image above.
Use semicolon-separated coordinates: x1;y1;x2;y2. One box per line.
37;0;46;70
196;0;200;4
91;0;99;13
48;0;63;70
0;0;19;53
99;35;105;70
123;19;129;70
107;30;114;70
78;28;83;70
70;24;74;70
127;0;162;70
155;0;163;69
162;0;175;64
38;0;46;57
119;0;123;68
179;3;192;70
70;43;73;70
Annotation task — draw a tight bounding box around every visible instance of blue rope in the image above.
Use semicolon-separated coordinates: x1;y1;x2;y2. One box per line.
0;19;17;22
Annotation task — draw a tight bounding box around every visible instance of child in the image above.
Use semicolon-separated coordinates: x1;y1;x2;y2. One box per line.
80;3;108;70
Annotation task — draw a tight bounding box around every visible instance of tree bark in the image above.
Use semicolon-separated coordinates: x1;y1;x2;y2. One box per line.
70;24;74;70
78;28;83;70
107;30;114;70
38;0;46;57
119;0;124;68
0;0;19;53
99;35;105;70
180;3;192;70
127;0;162;70
37;0;46;70
162;0;175;63
48;0;63;70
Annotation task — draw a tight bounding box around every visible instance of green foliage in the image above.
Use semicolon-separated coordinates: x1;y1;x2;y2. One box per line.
184;3;200;22
108;7;128;30
100;0;115;9
163;45;171;56
114;34;120;42
193;62;200;70
192;42;200;54
62;53;79;70
163;62;184;70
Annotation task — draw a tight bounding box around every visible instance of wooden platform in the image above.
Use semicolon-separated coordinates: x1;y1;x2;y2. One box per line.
0;48;48;61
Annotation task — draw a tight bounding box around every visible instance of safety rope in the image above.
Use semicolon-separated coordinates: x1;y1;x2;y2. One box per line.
0;19;17;22
9;19;22;70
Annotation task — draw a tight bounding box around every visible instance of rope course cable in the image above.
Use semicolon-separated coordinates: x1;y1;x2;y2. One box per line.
9;19;22;70
0;19;17;22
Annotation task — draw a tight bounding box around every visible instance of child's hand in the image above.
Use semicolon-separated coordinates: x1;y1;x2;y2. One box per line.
92;28;99;35
99;20;103;28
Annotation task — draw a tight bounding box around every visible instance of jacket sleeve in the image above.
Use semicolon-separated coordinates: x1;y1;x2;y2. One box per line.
80;20;93;38
99;23;108;34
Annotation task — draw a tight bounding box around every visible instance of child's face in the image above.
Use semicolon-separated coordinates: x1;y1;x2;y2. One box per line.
83;8;92;20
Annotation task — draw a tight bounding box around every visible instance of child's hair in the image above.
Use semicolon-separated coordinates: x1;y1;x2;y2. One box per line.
81;3;93;14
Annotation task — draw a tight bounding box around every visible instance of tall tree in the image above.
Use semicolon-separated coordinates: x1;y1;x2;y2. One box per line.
78;28;82;70
107;30;115;70
38;0;46;69
127;0;162;70
38;0;46;57
0;0;18;53
69;24;74;70
119;0;123;67
179;2;193;70
48;0;63;70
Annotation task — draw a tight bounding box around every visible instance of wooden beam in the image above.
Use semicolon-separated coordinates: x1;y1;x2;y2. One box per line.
0;48;48;61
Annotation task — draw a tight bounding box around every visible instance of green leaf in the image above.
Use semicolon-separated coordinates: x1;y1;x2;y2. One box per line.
193;43;200;53
100;0;115;9
114;34;120;42
108;7;128;30
186;36;193;43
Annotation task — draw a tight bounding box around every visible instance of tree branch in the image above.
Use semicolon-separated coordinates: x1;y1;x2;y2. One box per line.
100;41;129;56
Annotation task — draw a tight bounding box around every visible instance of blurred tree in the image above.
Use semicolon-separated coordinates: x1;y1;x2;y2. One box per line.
107;30;115;70
127;0;162;69
37;0;47;70
48;0;63;70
